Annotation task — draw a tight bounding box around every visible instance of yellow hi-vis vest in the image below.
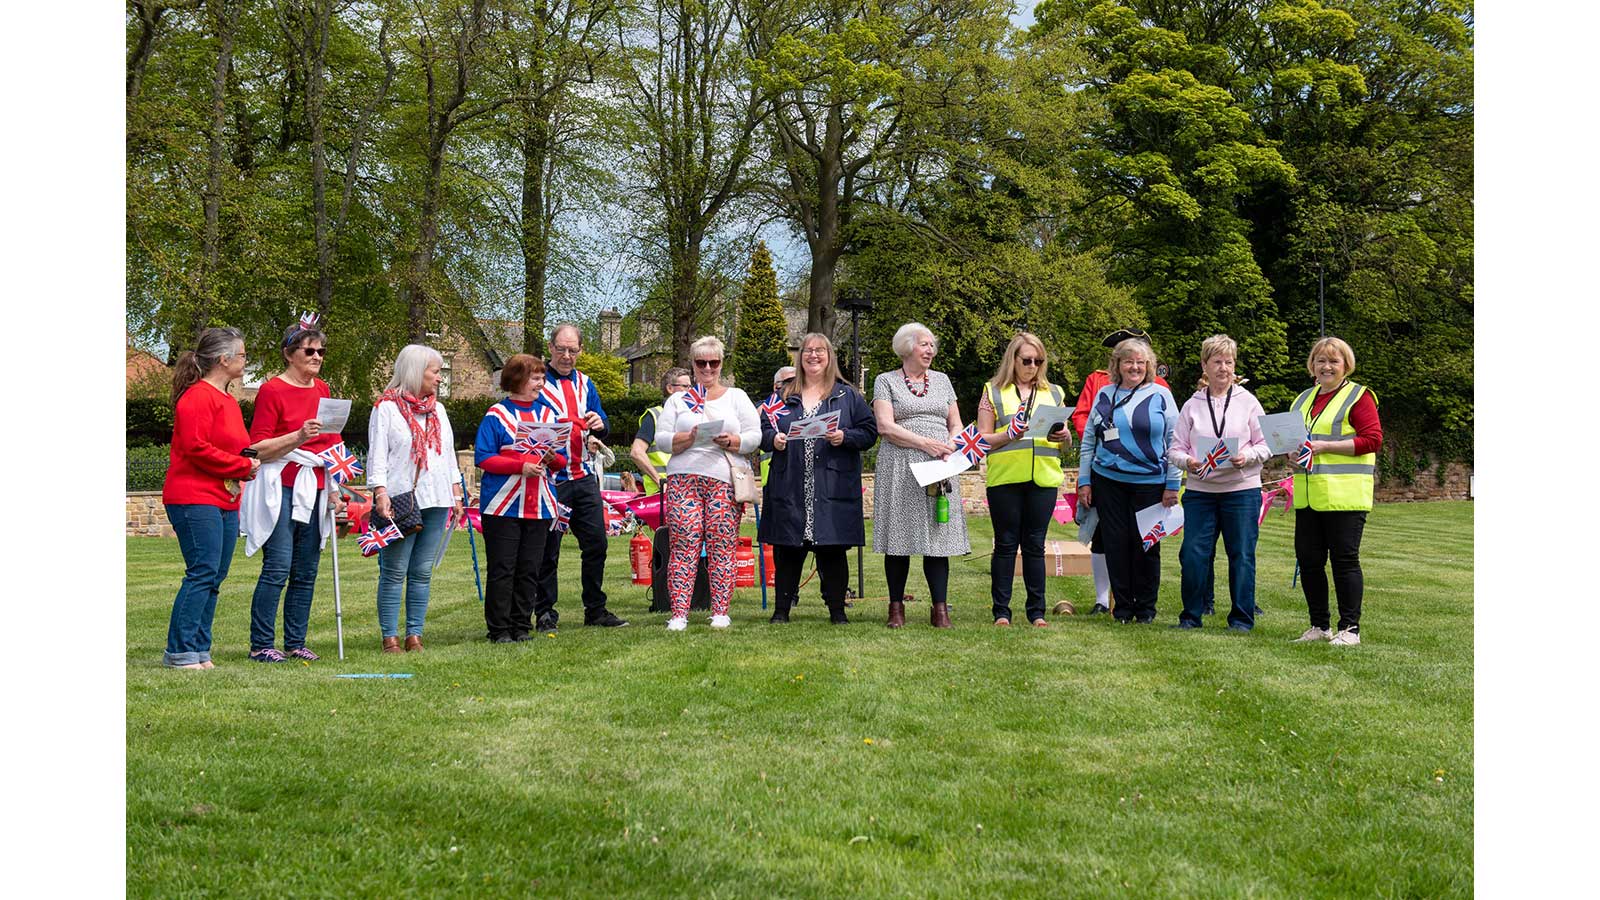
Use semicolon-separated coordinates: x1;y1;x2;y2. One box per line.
640;406;671;495
1290;381;1377;511
985;382;1068;488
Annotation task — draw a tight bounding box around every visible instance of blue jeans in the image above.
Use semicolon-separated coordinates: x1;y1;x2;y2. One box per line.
250;485;324;651
1178;488;1260;629
377;506;449;638
165;504;239;665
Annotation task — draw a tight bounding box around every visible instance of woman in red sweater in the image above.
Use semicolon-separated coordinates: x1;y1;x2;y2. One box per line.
162;327;260;669
243;316;341;662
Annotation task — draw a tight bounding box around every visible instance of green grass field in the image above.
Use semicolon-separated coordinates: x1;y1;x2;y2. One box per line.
126;501;1472;897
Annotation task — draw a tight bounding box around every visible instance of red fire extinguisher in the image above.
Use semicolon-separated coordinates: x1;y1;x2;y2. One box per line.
630;531;653;585
762;543;775;586
735;537;756;587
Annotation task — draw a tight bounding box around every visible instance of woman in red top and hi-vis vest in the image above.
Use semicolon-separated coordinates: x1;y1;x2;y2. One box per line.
161;328;260;669
1070;327;1168;615
1286;336;1382;647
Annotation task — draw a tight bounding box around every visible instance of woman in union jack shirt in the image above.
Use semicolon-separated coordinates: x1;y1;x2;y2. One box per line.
474;354;568;643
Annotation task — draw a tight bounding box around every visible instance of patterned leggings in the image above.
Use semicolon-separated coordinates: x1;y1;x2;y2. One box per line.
665;473;742;617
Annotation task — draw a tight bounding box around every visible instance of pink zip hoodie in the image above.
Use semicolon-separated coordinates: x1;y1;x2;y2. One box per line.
1168;385;1271;493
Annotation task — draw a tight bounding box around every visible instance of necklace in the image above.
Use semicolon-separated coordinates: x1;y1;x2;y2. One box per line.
902;368;929;398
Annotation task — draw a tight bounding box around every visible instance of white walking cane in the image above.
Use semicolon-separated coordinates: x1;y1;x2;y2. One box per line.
326;480;346;660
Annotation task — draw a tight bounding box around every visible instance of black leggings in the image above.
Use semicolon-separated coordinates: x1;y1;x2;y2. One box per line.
884;555;950;605
773;544;850;611
1295;508;1367;632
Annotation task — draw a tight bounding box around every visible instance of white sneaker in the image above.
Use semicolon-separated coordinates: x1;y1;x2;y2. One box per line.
709;615;731;629
1330;628;1362;646
666;617;688;632
1292;626;1332;643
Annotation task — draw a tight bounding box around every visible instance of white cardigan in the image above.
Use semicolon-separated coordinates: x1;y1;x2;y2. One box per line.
654;387;762;483
367;401;463;509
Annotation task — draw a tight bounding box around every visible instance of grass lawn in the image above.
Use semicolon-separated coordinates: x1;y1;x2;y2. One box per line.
126;500;1472;897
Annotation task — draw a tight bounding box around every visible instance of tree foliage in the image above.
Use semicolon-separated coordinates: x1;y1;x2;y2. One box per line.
731;241;790;390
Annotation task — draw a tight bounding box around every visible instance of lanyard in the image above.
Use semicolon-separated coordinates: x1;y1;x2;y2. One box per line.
1205;386;1232;437
1305;380;1348;433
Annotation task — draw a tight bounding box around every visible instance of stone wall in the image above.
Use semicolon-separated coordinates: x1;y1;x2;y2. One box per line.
128;492;175;537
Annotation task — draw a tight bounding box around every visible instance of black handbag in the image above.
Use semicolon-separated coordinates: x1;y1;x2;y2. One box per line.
372;460;425;535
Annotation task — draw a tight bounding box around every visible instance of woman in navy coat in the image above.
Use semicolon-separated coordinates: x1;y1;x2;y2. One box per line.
758;333;879;624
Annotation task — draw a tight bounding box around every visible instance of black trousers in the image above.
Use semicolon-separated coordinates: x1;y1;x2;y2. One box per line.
1091;475;1167;622
884;555;950;606
534;476;610;623
482;514;550;638
773;543;849;612
987;482;1058;623
1295;508;1367;632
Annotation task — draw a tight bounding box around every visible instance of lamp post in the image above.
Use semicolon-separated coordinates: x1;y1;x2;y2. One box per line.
837;288;873;601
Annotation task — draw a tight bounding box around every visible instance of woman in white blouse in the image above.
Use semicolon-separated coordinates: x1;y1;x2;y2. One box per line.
653;336;761;631
368;344;464;652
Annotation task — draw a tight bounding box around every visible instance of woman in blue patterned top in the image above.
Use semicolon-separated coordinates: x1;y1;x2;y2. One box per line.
1075;338;1182;623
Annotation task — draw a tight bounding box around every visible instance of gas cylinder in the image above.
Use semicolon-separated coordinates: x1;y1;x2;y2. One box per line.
630;531;653;585
735;537;756;587
762;543;775;586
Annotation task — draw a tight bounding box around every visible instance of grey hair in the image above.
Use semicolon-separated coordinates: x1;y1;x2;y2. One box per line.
387;344;444;394
772;366;796;385
549;323;583;347
891;322;937;360
689;335;725;360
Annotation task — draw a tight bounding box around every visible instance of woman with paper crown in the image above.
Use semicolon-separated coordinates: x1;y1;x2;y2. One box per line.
871;322;970;628
758;333;878;625
240;314;342;663
653;335;761;631
1285;336;1383;647
1075;338;1182;624
975;332;1072;627
1167;334;1271;632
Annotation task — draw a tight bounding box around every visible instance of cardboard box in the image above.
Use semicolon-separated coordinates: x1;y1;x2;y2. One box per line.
1002;540;1091;576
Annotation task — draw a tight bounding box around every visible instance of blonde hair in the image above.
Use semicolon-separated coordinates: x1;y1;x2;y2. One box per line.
1194;334;1238;389
1306;336;1356;378
784;333;843;399
1108;338;1155;388
689;335;725;361
989;332;1054;394
891;322;937;359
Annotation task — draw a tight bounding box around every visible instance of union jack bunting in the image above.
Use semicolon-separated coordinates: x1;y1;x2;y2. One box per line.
1141;521;1168;552
320;443;363;483
1195;439;1231;480
760;393;785;429
684;384;707;414
550;502;572;534
1295;439;1315;473
357;523;403;557
954;424;990;466
1006;408;1029;441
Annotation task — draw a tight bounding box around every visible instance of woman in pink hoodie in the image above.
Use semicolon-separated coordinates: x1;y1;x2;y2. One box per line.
1167;335;1271;631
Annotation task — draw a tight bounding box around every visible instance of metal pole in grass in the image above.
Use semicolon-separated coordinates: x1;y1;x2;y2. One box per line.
460;472;484;605
326;480;346;660
754;501;767;610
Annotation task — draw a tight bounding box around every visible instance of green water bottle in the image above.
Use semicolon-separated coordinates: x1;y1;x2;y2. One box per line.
936;493;950;523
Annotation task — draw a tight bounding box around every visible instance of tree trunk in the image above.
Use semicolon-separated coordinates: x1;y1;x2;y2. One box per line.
197;0;241;340
127;2;167;101
670;234;704;366
519;100;550;358
307;0;333;317
409;136;446;341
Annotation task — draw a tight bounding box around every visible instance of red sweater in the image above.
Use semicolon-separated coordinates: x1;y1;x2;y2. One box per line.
250;376;338;488
163;381;256;508
1308;387;1383;456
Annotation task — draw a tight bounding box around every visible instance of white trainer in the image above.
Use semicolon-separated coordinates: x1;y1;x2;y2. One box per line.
710;615;731;629
1292;626;1332;643
666;617;688;632
1330;628;1362;646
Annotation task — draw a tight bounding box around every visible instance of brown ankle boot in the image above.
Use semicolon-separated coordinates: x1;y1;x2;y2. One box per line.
886;600;906;629
931;602;952;628
404;635;423;652
381;636;402;654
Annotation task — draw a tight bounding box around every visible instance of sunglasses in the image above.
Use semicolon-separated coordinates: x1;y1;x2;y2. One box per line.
1017;356;1042;366
694;359;722;369
299;347;327;357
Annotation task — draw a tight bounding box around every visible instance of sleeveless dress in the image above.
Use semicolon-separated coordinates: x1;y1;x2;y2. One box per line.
871;370;971;557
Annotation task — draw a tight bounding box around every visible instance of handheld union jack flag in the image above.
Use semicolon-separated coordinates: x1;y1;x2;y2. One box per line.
1006;408;1029;441
1195;439;1231;480
1295;439;1315;473
357;523;403;557
550;502;572;534
1141;521;1168;552
320;443;363;483
684;384;707;414
760;393;785;429
954;424;990;466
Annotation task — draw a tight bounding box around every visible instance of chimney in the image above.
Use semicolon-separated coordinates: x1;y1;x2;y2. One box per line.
599;308;622;353
639;315;660;348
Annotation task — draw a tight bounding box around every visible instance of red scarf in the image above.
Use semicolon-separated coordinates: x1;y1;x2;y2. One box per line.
376;389;442;470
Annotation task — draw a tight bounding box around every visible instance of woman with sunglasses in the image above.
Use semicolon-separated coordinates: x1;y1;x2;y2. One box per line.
653;336;762;630
975;333;1072;627
240;315;341;663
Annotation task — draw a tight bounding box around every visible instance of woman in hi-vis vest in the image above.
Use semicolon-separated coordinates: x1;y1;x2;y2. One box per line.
1286;337;1383;647
975;333;1072;627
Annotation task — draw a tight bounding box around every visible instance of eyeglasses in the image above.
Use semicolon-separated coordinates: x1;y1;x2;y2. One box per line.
1017;356;1042;366
300;347;326;357
694;359;722;369
801;348;829;357
551;345;580;357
